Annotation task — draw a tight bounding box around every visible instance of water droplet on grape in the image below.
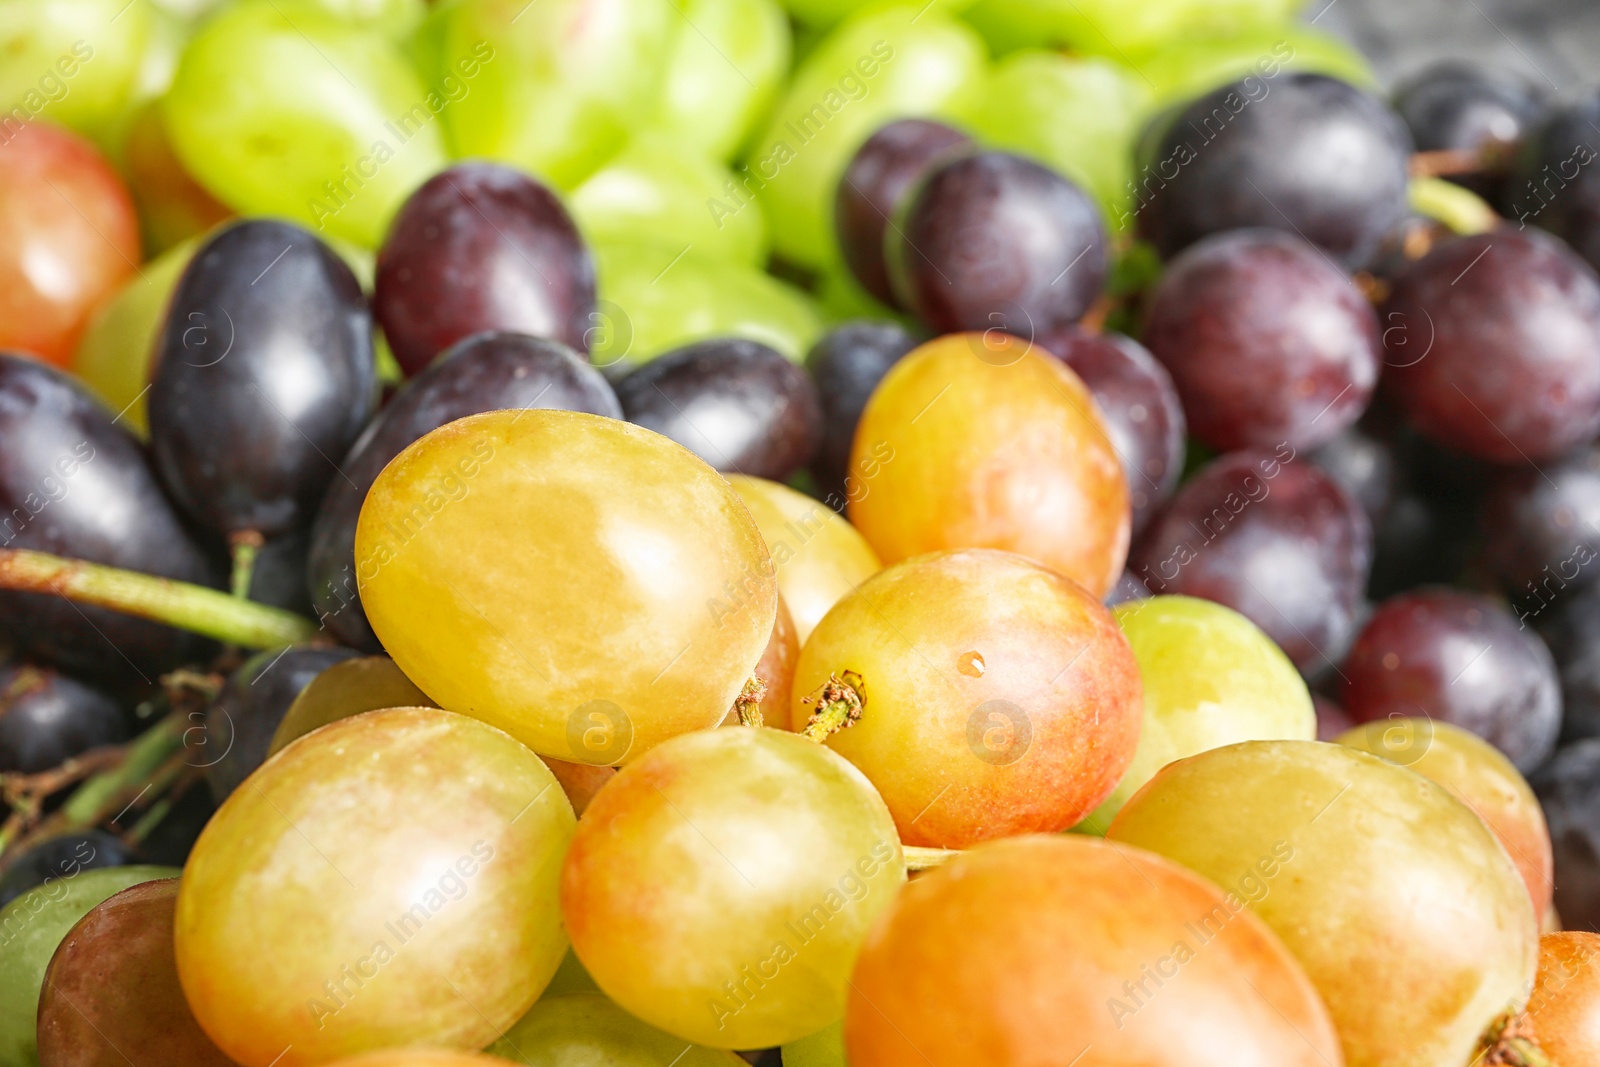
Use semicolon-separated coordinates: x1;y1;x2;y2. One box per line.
958;651;985;677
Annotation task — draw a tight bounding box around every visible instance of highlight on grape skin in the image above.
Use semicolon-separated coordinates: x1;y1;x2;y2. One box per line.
0;2;1595;1066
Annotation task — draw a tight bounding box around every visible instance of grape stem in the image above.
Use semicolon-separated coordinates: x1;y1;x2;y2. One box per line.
1409;177;1499;237
903;846;959;871
733;676;767;728
228;529;265;601
1478;1012;1551;1067
800;672;864;742
0;547;319;648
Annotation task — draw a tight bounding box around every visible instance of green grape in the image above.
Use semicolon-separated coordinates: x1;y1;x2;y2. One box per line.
961;0;1305;57
0;864;178;1067
0;0;153;148
356;410;777;764
1108;740;1538;1067
646;0;791;162
572;137;767;268
72;236;196;437
305;0;426;36
562;727;905;1048
541;950;600;998
175;707;575;1067
1075;595;1313;835
964;50;1151;233
778;0;977;27
488;993;744;1065
782;1021;844;1067
744;5;987;269
162;0;447;247
592;240;822;368
433;0;673;190
1131;25;1377;108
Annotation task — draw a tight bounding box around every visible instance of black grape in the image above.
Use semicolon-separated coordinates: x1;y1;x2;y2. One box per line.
1534;739;1600;932
805;321;918;505
0;830;136;907
1504;92;1600;271
0;664;126;773
1394;62;1544;200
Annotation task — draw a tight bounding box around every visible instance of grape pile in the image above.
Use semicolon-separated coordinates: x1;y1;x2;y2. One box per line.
4;1;1600;1065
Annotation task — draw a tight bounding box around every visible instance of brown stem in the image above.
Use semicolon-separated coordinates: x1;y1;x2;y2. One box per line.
733;676;767;728
800;671;864;742
1478;1011;1552;1067
1409;147;1492;179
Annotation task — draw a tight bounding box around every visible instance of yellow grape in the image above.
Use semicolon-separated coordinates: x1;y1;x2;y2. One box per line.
487;992;744;1065
174;708;575;1067
356;410;777;764
727;474;881;643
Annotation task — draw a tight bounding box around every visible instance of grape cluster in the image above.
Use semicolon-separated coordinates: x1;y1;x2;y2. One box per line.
3;1;1600;1066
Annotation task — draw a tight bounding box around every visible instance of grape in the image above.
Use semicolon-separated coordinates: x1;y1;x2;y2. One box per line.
848;333;1129;599
1308;421;1400;528
121;104;233;256
198;645;361;802
1129;27;1377;111
726;475;881;644
356;410;776;763
374;163;597;377
591;240;821;369
1340;589;1561;773
562;727;905;1048
646;0;791;162
1504;93;1600;271
960;0;1305;57
175;707;575;1067
1380;229;1600;463
245;528;316;617
37;879;235;1067
0;355;219;689
0;831;136;908
744;6;986;269
1482;443;1600;606
305;0;425;34
0;122;139;367
72;239;198;439
1526;932;1600;1062
487;992;744;1065
1141;229;1379;452
1108;740;1538;1067
781;1022;842;1067
1534;740;1600;932
1130;450;1371;677
1077;595;1313;834
965;51;1150;231
309;332;618;648
149;219;376;540
792;549;1142;847
0;865;178;1067
572;137;768;267
542;950;600;998
431;0;672;189
320;1054;519;1067
886;151;1108;337
267;655;434;757
1137;73;1412;267
1036;328;1185;533
163;0;447;248
0;0;153;144
844;835;1341;1067
1393;62;1545;202
1337;718;1554;925
616;338;822;482
1535;583;1600;742
0;665;125;774
803;322;917;501
834;119;973;307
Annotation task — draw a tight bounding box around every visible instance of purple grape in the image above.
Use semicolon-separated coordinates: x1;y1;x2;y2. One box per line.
0;665;126;773
148;220;376;539
617;338;821;481
1342;588;1561;772
1482;443;1600;607
308;332;619;649
886;151;1107;337
1142;229;1379;452
1504;92;1600;271
1380;228;1600;463
836;119;973;307
805;320;918;504
1533;739;1600;932
1536;583;1600;743
375;162;596;376
1131;449;1372;677
1309;422;1401;528
1394;62;1545;201
1136;73;1412;267
1036;327;1185;533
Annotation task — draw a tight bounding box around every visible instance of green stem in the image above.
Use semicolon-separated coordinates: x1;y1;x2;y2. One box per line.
904;846;959;871
0;547;318;648
228;530;264;601
1410;177;1499;236
800;672;864;742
